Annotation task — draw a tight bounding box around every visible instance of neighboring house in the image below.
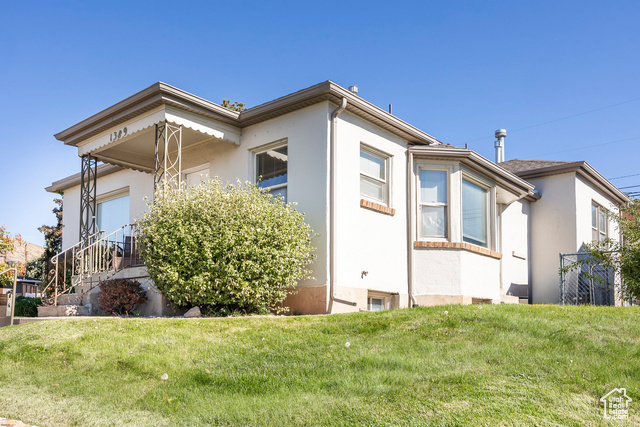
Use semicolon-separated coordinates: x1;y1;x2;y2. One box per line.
45;81;628;315
500;160;628;304
1;276;43;297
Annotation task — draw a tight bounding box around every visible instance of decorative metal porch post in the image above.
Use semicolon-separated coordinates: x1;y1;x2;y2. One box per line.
154;121;183;191
79;154;98;246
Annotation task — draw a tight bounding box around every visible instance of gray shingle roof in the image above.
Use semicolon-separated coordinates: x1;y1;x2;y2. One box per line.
499;159;574;174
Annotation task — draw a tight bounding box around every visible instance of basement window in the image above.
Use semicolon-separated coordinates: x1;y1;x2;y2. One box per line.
367;291;392;311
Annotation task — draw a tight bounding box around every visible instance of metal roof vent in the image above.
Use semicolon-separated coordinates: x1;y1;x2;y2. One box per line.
494;129;507;163
348;85;358;95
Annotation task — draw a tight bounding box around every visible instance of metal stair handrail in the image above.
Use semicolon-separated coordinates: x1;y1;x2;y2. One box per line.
42;224;141;305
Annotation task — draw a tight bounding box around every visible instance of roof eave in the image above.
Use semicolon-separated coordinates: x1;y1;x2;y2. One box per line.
46;163;123;193
55;82;241;146
512;161;629;205
56;80;442;148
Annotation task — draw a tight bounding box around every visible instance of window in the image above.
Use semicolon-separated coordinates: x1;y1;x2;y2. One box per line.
184;164;209;188
256;144;288;201
367;292;392;311
360;147;389;204
592;203;608;242
462;179;489;247
368;297;385;311
97;193;130;235
419;169;447;238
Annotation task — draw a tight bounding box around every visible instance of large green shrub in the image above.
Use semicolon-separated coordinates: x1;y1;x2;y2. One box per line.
137;180;314;313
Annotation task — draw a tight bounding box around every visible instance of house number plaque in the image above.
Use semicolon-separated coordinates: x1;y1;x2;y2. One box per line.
109;127;128;142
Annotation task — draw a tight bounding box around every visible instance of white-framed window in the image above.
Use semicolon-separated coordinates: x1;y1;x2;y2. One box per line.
96;189;130;235
360;145;390;205
462;178;489;248
255;141;288;202
419;169;448;238
367;292;392;311
592;202;608;242
183;164;210;188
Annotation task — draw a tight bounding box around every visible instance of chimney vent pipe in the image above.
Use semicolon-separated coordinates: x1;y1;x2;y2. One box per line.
494;129;506;163
348;85;358;95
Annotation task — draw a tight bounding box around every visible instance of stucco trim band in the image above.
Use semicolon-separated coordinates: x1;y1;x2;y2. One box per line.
360;199;396;216
413;241;502;260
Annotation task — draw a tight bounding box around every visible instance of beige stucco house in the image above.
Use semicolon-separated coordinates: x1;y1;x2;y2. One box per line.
44;81;629;315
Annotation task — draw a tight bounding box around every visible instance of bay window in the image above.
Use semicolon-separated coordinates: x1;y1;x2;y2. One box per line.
415;164;495;250
419;169;448;238
462;179;489;248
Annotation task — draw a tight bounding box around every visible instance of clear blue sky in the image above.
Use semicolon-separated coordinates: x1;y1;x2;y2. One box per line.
1;1;639;245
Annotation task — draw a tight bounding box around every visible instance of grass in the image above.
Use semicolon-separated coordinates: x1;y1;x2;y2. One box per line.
0;304;639;426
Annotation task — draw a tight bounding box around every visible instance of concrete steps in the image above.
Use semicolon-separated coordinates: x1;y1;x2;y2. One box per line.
37;293;92;317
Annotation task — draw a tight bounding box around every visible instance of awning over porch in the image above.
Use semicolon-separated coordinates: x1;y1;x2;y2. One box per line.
79;105;240;172
55;82;243;173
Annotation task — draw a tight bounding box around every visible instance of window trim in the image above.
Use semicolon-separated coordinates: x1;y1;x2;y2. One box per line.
360;143;392;206
461;171;492;249
367;291;392;311
252;139;288;197
417;165;451;241
591;202;609;242
96;187;129;204
183;163;210;187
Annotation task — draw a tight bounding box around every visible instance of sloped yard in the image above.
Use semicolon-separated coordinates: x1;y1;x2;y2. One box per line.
0;304;638;426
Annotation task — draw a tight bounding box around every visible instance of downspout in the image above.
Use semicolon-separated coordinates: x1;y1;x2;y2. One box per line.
406;150;417;307
328;97;357;312
498;203;504;299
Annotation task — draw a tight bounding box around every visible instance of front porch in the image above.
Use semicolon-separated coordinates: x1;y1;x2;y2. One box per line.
43;84;245;315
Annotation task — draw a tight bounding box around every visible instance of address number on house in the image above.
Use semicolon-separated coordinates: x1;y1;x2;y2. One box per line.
109;127;128;142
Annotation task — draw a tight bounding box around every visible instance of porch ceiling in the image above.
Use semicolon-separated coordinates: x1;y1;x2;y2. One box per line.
77;105;241;172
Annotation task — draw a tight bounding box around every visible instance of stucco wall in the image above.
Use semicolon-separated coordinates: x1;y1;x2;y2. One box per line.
528;172;621;304
527;173;577;303
500;199;531;300
61;168;154;250
459;251;501;300
413;249;464;296
333;110;409;306
412;248;500;301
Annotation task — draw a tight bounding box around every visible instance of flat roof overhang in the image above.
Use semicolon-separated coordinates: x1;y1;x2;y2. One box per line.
55;81;442;149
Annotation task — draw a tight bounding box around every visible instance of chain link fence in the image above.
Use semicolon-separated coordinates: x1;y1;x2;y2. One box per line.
559;252;619;306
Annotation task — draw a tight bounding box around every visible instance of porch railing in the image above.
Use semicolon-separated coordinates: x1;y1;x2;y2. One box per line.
41;224;142;305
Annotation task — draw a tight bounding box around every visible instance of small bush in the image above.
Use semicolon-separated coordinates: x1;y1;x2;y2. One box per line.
98;279;147;315
14;296;41;317
137;179;314;314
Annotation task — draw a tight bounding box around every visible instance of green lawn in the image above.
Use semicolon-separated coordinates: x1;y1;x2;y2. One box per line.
0;304;638;426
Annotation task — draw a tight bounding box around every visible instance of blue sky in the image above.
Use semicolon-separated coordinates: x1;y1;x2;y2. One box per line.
1;1;639;245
